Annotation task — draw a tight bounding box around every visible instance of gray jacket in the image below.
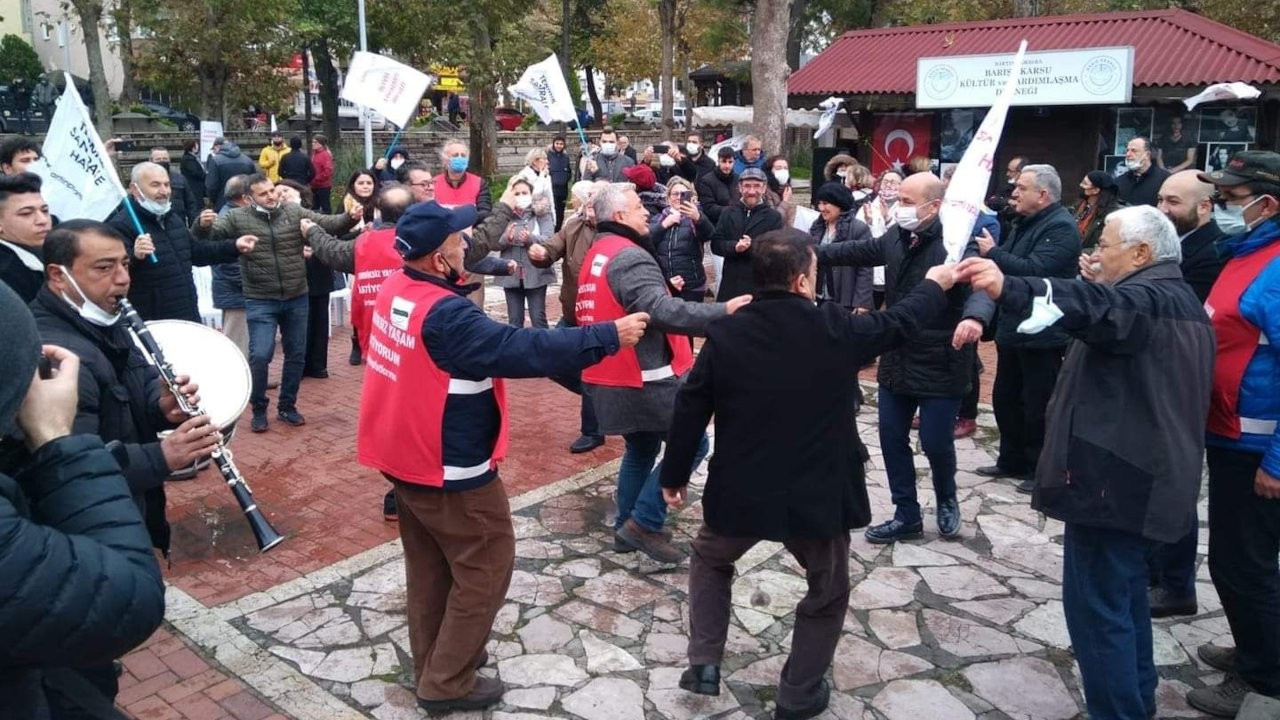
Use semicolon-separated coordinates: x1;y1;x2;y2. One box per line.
587;152;635;182
495;210;557;289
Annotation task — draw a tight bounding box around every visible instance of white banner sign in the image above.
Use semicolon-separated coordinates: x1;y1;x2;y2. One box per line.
939;42;1028;263
28;73;125;222
917;46;1131;109
199;120;223;166
509;53;578;125
341;51;433;128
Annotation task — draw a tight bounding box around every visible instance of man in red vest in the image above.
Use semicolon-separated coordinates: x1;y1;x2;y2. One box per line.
577;183;751;563
1188;150;1280;718
356;200;648;713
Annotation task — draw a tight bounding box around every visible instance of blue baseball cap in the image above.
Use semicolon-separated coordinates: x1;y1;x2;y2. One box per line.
394;201;478;260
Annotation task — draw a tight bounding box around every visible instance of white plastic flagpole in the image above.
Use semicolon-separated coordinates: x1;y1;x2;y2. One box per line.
357;0;373;168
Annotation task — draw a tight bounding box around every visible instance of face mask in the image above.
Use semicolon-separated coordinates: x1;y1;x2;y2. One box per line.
390;157;405;170
659;154;676;168
442;258;464;285
836;169;848;179
773;169;790;185
252;199;276;215
448;156;469;173
515;195;533;210
600;142;617;157
154;161;170;172
879;187;899;202
1126;156;1146;171
58;265;121;327
1214;197;1264;235
1017;280;1065;335
686;142;700;155
894;204;924;231
137;193;171;217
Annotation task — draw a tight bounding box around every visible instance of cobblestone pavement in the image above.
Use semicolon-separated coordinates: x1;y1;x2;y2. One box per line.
125;370;1225;719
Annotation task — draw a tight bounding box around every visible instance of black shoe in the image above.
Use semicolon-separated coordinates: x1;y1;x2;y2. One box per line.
937;498;962;538
383;491;398;522
304;369;329;379
1149;586;1197;618
418;676;504;713
277;408;306;426
1015;477;1036;494
775;679;830;720
976;464;1023;478
349;339;362;366
864;518;924;545
679;664;721;696
251;412;268;433
569;434;605;453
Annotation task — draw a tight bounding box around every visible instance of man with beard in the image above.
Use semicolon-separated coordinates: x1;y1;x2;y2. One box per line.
258;131;290;182
696;146;740;224
710;168;783;301
0;173;52;302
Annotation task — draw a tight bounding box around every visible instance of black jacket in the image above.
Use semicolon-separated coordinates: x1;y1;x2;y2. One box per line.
817;218;994;397
808;211;874;311
1014;262;1215;542
679;152;716;181
0;435;165;720
167;170;199;226
987;202;1082;349
709;201;783;300
1180;220;1226;303
695;169;740;224
279;150;316;186
659;286;948;539
180;150;206;207
0;244;43;303
30;289;175;552
1075;196;1125;252
650;207;714;290
548;148;573;191
108;196;240;322
1116;165;1171;208
205;145;256;210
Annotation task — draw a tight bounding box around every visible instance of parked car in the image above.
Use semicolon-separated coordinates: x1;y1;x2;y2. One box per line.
495;107;524;131
631;108;686;129
139;100;200;131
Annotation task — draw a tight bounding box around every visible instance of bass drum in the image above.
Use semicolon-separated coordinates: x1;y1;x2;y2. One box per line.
134;320;252;439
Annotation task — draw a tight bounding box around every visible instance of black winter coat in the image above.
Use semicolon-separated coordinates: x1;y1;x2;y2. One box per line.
0;435;165;720
808;211;874;311
548;149;573;191
0;244;42;303
180;151;206;207
817;218;994;397
987;203;1082;349
205;146;256;210
168;171;199;226
650;207;714;290
30;289;175;553
108;196;240;322
279;150;316;186
659;286;949;539
695;169;739;224
709;201;783;300
1180;220;1226;303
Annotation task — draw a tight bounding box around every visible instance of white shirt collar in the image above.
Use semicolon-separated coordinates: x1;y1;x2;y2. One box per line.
0;238;44;272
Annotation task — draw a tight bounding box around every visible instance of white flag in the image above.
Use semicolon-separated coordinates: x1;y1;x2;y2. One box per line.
939;41;1028;263
270;114;278;133
1183;82;1261;111
28;73;125;222
508;54;577;125
813;96;843;140
341;51;433;128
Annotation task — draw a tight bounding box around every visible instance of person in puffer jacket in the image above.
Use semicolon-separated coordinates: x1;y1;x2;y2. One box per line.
649;176;714;304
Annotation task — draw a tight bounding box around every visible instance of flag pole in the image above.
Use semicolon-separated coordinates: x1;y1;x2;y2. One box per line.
384;124;406;160
357;0;373;168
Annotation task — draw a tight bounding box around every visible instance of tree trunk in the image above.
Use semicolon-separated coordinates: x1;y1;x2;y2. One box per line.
584;64;603;129
302;47;313;147
470;18;498;177
658;0;676;141
69;0;113;137
750;0;794;154
312;41;342;149
196;64;227;127
560;0;572;87
1013;0;1038;17
113;0;138;104
786;0;806;72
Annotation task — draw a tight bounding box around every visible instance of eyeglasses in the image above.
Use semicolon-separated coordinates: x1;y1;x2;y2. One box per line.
1211;192;1255;210
409;181;434;188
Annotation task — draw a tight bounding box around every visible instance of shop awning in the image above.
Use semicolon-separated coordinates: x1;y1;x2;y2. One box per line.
789;9;1280;97
691;105;827;128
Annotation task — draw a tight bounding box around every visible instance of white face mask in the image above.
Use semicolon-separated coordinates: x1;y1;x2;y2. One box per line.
1214;196;1264;235
137;193;171;217
1126;155;1146;171
390;157;405;170
686;142;700;155
515;195;533;210
1017;280;1065;334
773;169;790;185
836;169;848;179
659;154;676;168
894;204;923;231
58;265;122;327
600;142;617;157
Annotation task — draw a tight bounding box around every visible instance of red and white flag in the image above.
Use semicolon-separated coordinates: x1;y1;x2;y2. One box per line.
870;114;932;175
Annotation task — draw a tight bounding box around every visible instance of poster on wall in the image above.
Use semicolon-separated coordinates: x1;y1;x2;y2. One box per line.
1114;108;1153;155
1104;155;1127;178
1205;143;1250;172
1199;107;1256;144
939;108;988;163
1153;108;1200;170
870;113;933;175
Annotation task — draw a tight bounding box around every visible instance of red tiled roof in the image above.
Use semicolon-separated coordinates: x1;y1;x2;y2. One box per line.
789;9;1280;96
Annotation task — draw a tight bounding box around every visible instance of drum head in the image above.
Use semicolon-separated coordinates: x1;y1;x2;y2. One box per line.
135;320;251;432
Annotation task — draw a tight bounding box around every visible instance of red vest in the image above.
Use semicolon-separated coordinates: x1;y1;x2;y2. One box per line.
356;271;509;487
575;234;693;388
1204;240;1280;439
432;172;483;208
351;226;401;350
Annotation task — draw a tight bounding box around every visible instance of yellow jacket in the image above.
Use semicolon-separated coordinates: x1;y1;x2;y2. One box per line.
258;144;291;182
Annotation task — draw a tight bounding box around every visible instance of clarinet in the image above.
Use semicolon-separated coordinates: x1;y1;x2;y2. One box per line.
119;299;285;553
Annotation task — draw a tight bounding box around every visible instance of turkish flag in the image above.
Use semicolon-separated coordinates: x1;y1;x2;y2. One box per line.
871;114;933;175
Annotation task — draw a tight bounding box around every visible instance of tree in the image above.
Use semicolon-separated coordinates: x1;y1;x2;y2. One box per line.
0;34;44;87
750;0;795;154
64;0;113;136
110;0;140;103
295;0;360;154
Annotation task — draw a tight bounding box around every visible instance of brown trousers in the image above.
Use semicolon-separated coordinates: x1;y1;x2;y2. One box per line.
395;478;515;700
688;524;850;709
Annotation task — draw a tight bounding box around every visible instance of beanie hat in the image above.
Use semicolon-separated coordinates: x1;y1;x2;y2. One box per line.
815;182;854;212
622;163;657;192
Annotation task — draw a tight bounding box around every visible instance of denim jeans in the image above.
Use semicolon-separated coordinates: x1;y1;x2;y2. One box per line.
548;318;599;437
878;388;961;525
504;286;548;328
616;432;709;533
246;295;308;413
1062;523;1156;720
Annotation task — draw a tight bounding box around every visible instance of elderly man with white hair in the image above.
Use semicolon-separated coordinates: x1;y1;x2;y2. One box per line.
107;161;254;322
433;140;492;220
956;204;1215;720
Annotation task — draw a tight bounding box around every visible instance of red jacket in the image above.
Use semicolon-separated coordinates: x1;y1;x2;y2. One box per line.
311;148;334;190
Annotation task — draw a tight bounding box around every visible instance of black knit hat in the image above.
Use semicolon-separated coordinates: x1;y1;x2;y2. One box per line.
815;181;854;212
0;282;39;437
1086;170;1117;193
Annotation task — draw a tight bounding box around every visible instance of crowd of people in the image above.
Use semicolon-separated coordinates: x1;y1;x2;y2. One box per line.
0;120;1278;720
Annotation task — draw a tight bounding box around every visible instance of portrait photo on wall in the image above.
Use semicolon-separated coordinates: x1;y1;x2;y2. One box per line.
1153;108;1200;171
939;108;987;163
1114;107;1153;155
1104;155;1127;178
1205;143;1250;173
1199;107;1256;144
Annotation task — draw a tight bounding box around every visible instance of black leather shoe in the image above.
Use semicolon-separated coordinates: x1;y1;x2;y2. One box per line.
1016;477;1036;494
304;369;329;379
1149;586;1197;618
864;518;924;545
277;408;306;426
976;464;1023;478
251;413;268;433
569;435;605;453
775;679;831;720
937;498;961;538
679;664;721;696
349;339;362;365
383;491;398;522
418;676;504;713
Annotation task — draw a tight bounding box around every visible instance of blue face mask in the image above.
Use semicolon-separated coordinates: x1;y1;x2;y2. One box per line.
1214;196;1263;236
448;156;469;173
